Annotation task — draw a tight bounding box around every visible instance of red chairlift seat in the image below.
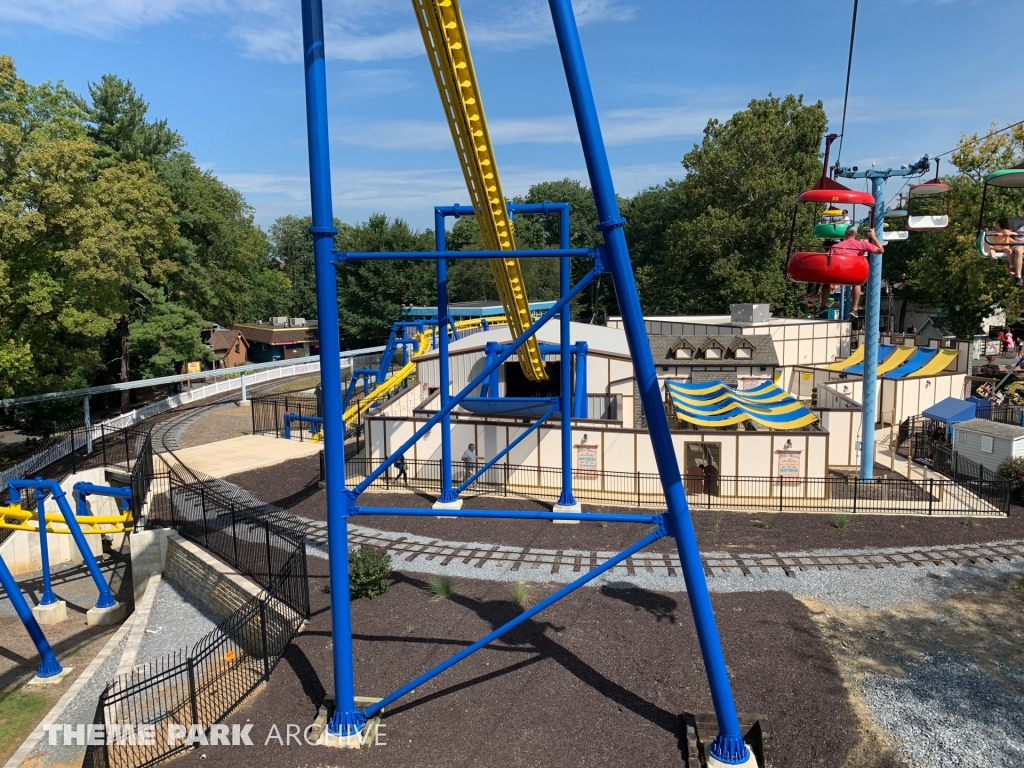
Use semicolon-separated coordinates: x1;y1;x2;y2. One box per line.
786;135;875;286
786;248;870;286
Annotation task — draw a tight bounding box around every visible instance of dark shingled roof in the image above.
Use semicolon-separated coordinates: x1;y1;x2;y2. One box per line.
648;334;779;367
690;371;739;386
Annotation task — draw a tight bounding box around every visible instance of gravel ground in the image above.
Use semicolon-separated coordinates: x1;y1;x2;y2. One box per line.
25;632;130;768
178;403;252;448
861;650;1024;768
135;578;223;665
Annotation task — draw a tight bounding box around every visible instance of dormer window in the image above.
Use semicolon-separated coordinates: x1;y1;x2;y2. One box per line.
701;340;726;360
730;338;755;359
669;339;698;360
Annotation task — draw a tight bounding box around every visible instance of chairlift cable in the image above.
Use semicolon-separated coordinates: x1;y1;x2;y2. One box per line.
931;119;1024;161
834;0;859;167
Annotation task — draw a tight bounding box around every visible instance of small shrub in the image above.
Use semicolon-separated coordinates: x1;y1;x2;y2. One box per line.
508;581;531;611
963;515;978;528
998;457;1024;501
427;576;454;601
349;545;391;599
710;514;723;533
830;513;850;532
758;513;776;530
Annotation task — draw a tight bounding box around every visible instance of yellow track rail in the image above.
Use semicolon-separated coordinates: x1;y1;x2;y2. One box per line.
412;0;547;382
0;504;132;534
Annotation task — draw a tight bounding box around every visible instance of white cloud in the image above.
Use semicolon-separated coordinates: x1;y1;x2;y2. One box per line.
1;0;635;62
330;106;722;151
0;0;223;36
222;159;682;229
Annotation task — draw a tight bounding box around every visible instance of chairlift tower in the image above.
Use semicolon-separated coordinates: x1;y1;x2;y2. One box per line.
298;0;756;765
834;158;930;479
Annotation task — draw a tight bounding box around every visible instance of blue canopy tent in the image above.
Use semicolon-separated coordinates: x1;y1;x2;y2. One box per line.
921;397;976;425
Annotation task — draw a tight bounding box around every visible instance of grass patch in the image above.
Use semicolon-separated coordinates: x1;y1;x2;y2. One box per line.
710;514;723;533
758;513;777;530
963;515;978;528
508;581;531;611
830;513;850;532
426;576;454;601
0;686;51;756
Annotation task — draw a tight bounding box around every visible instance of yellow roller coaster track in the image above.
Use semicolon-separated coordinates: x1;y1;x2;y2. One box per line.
341;316;508;425
412;0;548;382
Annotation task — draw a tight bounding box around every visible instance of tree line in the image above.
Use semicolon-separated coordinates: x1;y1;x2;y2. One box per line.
3;54;1021;431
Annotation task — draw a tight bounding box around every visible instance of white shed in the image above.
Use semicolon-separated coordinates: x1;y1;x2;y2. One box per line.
952;418;1024;473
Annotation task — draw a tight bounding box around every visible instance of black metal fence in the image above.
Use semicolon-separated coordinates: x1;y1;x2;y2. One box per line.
343;456;1010;516
85;460;311;768
0;423;154;545
88;545;307;768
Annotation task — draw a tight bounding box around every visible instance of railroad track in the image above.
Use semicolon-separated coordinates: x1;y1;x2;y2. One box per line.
284;518;1024;579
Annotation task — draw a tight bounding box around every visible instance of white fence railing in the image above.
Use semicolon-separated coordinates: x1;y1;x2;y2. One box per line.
1;353;374;490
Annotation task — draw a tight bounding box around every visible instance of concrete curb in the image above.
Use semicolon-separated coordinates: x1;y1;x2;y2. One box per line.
114;574;162;680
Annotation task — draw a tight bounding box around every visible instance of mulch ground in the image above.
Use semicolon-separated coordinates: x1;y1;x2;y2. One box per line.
225;456;1024;555
167;556;903;768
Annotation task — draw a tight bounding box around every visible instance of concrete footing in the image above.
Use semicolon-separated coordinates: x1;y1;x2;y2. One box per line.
552;501;582;523
706;753;759;768
28;666;73;686
32;600;68;625
87;601;126;627
432;498;462;518
310;696;384;750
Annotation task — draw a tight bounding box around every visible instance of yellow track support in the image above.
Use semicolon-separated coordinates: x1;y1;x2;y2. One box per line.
412;0;547;382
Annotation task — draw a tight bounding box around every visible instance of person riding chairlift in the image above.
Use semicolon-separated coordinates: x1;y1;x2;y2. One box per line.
988;217;1017;272
1011;203;1024;287
828;225;884;317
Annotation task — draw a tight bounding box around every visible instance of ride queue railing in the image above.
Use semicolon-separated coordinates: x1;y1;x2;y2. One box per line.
342;456;1009;516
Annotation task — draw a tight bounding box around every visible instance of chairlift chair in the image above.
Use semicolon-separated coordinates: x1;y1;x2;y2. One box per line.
906;158;950;231
882;207;909;242
976;161;1024;258
786;134;875;286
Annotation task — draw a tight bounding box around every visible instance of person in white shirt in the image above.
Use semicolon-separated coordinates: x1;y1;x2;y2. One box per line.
461;443;483;483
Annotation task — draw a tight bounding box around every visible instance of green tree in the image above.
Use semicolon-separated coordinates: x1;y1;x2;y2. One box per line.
128;289;213;378
270;215;317;318
639;94;827;317
335;214;435;345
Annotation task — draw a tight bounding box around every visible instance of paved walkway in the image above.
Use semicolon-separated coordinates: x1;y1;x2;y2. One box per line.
157;434;321;478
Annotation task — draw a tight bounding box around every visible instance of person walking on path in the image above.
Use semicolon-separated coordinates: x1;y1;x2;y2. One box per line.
462;443;484;485
393;454;408;486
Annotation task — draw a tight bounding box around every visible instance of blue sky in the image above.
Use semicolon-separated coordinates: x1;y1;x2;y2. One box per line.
2;0;1019;230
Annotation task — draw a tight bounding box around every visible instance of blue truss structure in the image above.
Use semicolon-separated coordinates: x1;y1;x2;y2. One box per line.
298;0;753;763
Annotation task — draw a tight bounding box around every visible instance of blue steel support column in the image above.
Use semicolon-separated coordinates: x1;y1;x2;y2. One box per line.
35;487;57;606
556;203;577;510
0;553;62;678
859;176;886;480
436;209;458;504
299;0;363;737
547;0;751;763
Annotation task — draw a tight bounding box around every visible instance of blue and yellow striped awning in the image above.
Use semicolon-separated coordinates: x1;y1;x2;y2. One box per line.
666;380;818;429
